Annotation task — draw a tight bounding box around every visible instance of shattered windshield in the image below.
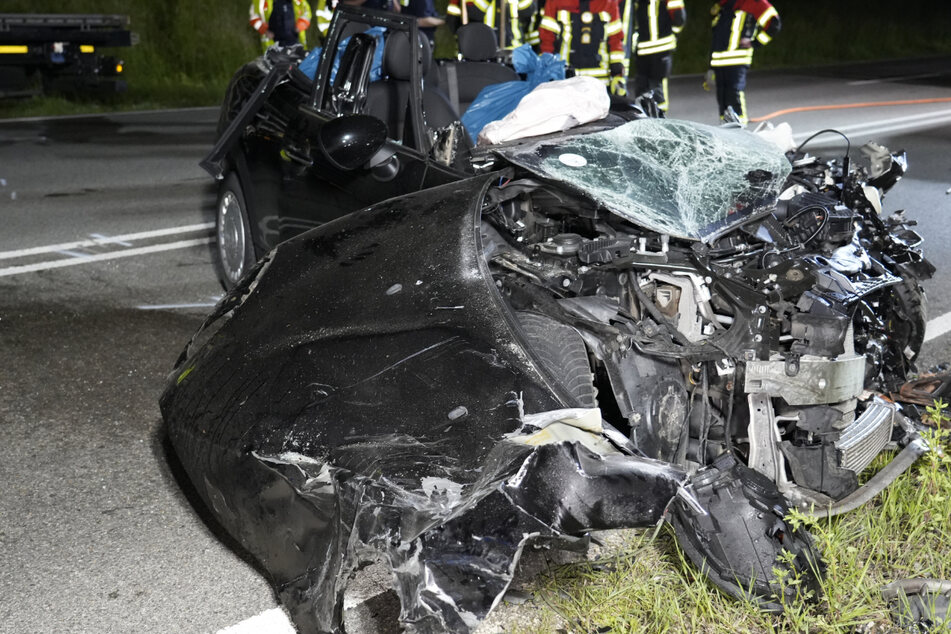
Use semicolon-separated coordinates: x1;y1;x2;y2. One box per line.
497;119;792;241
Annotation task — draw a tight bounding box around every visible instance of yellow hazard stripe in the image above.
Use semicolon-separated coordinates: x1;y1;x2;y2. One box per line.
0;45;28;54
758;6;778;28
756;30;772;45
80;45;95;53
605;22;623;36
667;0;684;8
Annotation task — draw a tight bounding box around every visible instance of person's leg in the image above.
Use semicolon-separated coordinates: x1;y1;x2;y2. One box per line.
714;67;728;119
733;64;748;123
652;53;672;111
716;65;748;123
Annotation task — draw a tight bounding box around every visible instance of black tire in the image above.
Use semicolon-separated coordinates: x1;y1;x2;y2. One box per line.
516;311;598;408
214;172;256;291
892;278;928;363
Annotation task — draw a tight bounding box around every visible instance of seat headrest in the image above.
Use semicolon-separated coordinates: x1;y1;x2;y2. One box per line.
456;23;499;62
382;31;432;81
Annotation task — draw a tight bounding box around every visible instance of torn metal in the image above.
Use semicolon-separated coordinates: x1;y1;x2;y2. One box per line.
164;118;937;632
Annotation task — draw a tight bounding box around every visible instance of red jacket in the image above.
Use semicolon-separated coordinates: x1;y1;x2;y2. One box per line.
539;0;625;77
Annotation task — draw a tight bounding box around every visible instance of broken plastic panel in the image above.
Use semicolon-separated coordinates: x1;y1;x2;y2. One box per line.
497;119;792;241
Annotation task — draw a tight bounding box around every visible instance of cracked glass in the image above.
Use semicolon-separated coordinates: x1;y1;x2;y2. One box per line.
498;119;792;241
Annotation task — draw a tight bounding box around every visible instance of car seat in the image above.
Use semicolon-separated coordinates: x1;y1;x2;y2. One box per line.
439;23;519;115
366;31;468;152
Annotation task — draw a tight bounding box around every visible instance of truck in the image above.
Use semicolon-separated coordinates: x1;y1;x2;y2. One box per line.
0;13;134;98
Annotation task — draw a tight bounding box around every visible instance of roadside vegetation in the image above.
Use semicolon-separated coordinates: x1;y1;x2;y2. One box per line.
3;0;951;119
520;401;951;632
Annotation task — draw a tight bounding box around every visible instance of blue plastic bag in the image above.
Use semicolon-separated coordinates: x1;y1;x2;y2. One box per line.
299;26;387;83
460;45;566;139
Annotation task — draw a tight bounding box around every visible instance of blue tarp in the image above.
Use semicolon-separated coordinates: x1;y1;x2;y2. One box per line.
460;45;566;139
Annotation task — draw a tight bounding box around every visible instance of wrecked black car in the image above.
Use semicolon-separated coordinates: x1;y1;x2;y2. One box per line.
203;7;488;289
165;6;939;633
164;78;936;631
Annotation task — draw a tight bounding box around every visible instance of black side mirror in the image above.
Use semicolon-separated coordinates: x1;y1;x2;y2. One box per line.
287;108;395;174
317;114;389;170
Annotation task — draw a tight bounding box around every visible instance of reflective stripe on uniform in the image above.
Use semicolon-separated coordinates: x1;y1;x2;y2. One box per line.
757;6;778;28
636;33;675;54
728;10;744;51
711;49;752;66
556;10;572;61
648;0;659;41
575;67;608;77
540;15;561;31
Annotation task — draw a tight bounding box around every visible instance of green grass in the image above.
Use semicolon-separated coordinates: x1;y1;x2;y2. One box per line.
4;0;951;118
516;404;951;633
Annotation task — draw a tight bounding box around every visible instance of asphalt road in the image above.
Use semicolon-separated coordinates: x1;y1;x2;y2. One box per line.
2;57;951;634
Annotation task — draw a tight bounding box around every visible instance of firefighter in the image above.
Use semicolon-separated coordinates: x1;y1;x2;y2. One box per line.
708;0;780;123
447;0;537;50
539;0;626;95
250;0;313;52
313;0;334;39
622;0;685;111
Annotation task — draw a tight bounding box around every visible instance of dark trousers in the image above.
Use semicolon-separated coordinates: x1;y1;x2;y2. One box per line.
633;52;673;110
713;64;748;122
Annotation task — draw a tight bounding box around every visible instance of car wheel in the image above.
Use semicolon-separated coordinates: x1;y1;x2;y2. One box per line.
516;311;598;408
214;172;256;291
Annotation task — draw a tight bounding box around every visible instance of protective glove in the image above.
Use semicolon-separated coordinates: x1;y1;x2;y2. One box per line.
609;63;627;97
609;75;628;96
702;69;715;91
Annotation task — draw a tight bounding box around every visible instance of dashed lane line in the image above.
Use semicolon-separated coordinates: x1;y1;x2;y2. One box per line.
0;237;213;278
0;222;214;260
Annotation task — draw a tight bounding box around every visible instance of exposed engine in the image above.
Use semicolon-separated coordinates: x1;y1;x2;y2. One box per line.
483;138;933;507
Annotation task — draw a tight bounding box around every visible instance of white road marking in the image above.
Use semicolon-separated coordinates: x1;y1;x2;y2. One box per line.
0;222;214;260
0;105;218;125
56;250;92;259
0;237;213;278
848;72;945;86
135;302;219;310
925;311;951;343
216;607;295;634
795;109;951;144
89;232;133;247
